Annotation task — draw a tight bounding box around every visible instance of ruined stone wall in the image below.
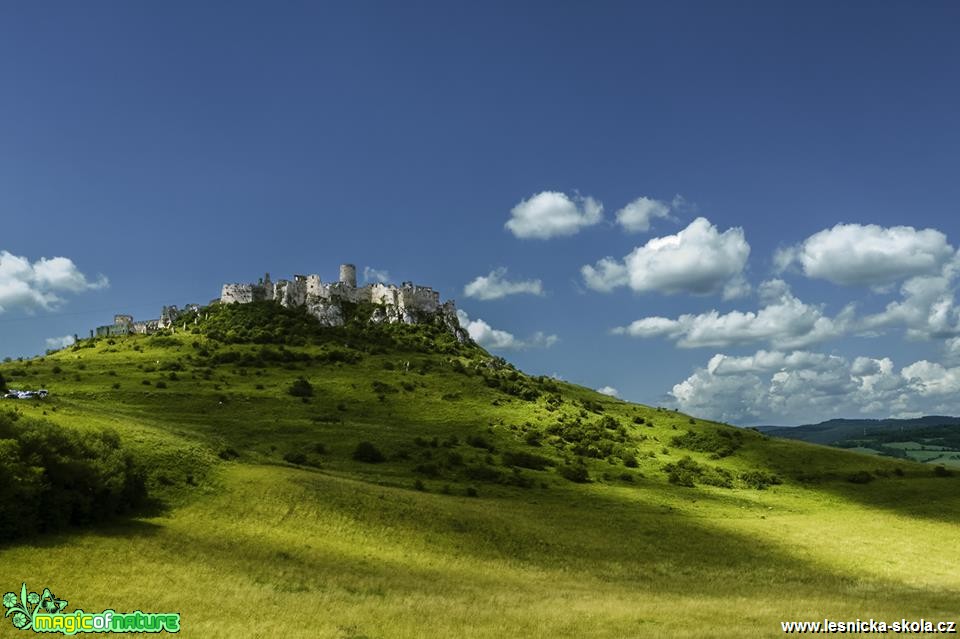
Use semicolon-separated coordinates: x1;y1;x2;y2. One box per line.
217;269;463;337
221;283;255;304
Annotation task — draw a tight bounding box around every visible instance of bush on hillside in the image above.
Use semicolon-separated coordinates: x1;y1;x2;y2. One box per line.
352;441;386;463
559;462;590;483
0;411;147;539
502;450;554;471
288;377;314;398
739;470;782;490
671;429;743;458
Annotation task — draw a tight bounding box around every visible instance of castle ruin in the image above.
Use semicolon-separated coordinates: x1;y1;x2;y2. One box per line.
86;264;463;342
220;264;465;337
92;304;201;338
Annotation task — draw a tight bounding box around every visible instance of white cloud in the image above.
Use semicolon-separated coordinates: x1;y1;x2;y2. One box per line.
669;348;960;425
464;268;544;300
613;280;852;349
615;196;673;233
775;223;955;287
596;386;619;397
580;257;629;293
861;275;960;340
362;266;391;283
582;217;750;297
45;335;76;350
505;191;603;239
456;310;558;350
0;251;108;313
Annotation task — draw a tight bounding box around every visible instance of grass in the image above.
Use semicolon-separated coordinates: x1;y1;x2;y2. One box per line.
0;303;958;637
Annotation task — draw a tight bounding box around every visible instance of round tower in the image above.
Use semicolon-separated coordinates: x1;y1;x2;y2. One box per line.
339;263;357;288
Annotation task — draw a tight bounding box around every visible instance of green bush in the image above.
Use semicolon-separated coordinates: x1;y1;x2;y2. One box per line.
559;462;590;483
671;428;743;458
0;412;147;539
466;434;495;451
352;441;386;463
847;470;874;484
501;450;554;471
663;456;733;488
739;470;782;489
283;451;307;465
288;377;314;398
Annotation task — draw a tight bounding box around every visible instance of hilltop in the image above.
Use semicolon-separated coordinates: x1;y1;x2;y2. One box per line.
1;301;958;638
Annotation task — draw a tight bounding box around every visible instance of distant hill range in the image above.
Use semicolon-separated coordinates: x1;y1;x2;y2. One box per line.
758;417;960;468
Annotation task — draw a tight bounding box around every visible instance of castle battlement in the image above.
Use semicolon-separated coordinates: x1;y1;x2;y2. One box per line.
219;264;463;336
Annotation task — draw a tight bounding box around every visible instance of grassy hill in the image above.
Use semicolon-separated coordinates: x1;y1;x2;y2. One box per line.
759;417;960;469
0;301;958;637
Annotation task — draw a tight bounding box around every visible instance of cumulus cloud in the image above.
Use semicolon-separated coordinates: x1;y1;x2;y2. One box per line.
669;349;960;425
615;196;675;233
0;251;108;313
596;386;619;397
775;223;955;287
613;280;851;349
362;266;391;283
456;310;558;350
505;191;603;239
464;268;544;300
582;217;750;298
45;335;76;350
861;274;960;340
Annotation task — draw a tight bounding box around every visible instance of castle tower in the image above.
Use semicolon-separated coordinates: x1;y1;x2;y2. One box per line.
339;263;357;288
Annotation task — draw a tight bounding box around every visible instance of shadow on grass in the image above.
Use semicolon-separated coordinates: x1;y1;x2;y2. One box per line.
158;464;960;609
0;499;169;550
735;435;960;523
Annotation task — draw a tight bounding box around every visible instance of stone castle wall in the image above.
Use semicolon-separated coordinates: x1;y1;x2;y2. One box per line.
219;265;463;337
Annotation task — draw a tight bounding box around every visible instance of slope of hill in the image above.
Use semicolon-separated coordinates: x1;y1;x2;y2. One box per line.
759;417;960;469
0;301;958;638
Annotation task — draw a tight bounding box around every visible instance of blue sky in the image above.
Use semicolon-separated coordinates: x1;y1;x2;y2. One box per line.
2;1;960;425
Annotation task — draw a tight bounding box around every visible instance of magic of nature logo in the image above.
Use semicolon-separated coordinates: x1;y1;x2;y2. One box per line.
3;583;180;634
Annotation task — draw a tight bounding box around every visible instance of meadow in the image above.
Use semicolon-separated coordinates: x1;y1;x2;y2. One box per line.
0;303;957;637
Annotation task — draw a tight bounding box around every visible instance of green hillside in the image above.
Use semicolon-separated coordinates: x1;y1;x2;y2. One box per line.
1;302;958;638
760;418;960;469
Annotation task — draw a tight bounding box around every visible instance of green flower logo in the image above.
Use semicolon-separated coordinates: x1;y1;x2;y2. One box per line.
3;583;67;631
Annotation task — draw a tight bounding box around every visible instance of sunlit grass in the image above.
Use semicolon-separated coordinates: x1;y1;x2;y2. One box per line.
1;324;957;637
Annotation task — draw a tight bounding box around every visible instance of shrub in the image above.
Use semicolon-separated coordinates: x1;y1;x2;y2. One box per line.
663;456;733;488
283;451;307;465
371;380;398;394
671;429;743;458
559;463;590;483
847;470;874;484
622;453;638;468
352;441;386;463
218;448;240;460
501;450;554;471
933;465;953;477
465;486;479;498
739;470;782;490
463;465;503;483
0;412;147;539
155;381;168;389
466;434;495;451
288;377;314;398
